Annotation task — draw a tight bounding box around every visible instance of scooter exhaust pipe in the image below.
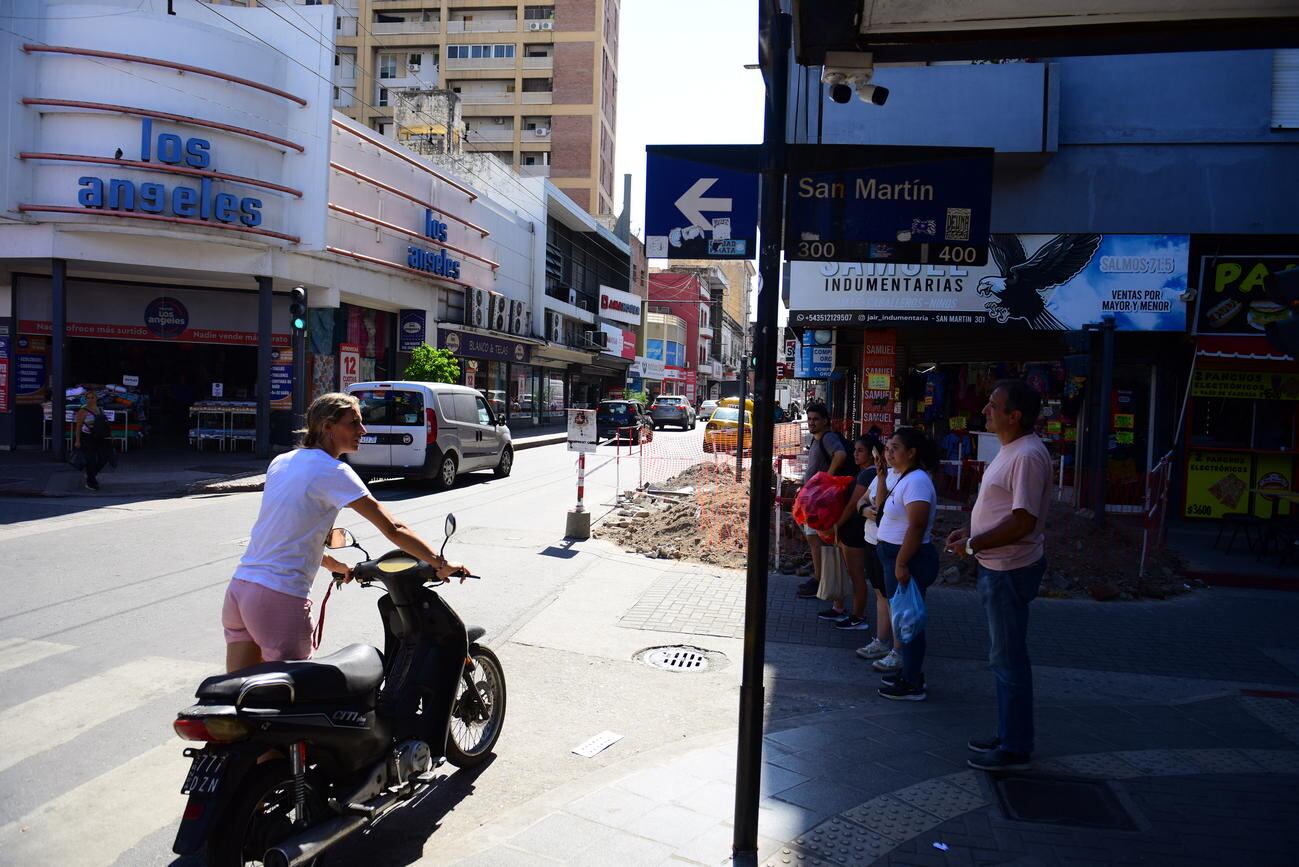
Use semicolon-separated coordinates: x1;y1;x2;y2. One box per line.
263;813;368;867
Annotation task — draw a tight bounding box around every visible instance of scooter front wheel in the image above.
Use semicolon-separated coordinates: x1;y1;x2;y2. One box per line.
446;644;506;769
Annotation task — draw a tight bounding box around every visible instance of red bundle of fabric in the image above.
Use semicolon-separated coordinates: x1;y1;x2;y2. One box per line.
793;471;856;542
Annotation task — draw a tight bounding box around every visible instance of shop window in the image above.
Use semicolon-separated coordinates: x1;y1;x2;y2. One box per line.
1190;397;1252;448
1254;400;1297;450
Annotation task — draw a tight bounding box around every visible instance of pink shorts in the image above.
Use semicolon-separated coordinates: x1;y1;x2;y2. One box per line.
222;579;313;662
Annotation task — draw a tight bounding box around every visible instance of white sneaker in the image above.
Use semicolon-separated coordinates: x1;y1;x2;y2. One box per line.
871;649;902;672
855;638;890;660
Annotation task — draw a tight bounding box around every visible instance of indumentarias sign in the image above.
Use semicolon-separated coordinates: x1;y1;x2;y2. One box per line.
787;234;1190;331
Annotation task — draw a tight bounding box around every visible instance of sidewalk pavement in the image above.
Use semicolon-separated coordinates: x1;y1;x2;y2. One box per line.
0;425;567;499
437;557;1299;867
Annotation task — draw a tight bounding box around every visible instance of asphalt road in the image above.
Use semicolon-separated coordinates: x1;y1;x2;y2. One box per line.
0;428;746;867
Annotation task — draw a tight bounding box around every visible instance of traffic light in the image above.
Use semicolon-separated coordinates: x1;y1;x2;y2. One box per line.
289;286;307;334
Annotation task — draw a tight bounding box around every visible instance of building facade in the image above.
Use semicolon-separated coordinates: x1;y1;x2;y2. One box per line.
785;49;1299;517
0;1;627;452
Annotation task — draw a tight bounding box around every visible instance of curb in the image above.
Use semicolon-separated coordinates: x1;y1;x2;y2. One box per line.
512;434;566;451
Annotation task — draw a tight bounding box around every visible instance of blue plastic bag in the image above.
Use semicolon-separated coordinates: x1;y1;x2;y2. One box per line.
890;580;928;644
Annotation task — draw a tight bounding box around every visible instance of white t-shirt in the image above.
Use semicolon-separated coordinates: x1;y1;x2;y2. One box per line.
876;468;937;545
232;448;370;599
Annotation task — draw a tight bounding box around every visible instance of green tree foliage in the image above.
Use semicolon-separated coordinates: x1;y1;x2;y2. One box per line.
402;344;461;383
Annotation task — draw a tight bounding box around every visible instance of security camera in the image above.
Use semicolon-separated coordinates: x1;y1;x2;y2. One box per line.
822;51;886;107
858;84;889;106
829;83;853;104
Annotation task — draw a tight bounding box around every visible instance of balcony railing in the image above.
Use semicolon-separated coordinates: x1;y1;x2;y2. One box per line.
457;92;515;104
371;20;440;35
520;92;552;104
446;57;516;70
521;56;553;70
445;19;519;33
467;126;515;142
519;164;550;177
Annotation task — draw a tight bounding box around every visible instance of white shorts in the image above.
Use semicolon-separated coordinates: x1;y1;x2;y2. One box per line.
803;525;820;537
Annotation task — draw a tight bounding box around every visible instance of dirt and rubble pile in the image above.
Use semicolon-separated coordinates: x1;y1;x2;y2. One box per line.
594;463;751;569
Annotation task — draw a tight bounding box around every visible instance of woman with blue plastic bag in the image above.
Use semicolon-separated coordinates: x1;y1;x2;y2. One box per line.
872;427;939;701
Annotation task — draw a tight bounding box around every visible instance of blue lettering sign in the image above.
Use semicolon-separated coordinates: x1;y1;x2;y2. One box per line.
406;245;462;280
80;119;264;230
424;210;449;242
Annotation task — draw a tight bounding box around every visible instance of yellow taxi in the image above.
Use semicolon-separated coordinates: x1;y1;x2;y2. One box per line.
702;403;753;453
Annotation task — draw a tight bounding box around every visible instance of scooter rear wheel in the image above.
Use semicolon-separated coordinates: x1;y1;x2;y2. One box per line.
206;760;325;867
446;644;506;769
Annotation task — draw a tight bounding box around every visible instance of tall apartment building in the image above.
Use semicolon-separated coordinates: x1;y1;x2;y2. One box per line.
342;0;619;216
217;0;619;216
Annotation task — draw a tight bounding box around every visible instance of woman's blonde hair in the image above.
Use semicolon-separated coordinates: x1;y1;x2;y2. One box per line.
301;393;360;448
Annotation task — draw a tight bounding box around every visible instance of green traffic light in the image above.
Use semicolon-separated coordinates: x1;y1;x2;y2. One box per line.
293;317;306;330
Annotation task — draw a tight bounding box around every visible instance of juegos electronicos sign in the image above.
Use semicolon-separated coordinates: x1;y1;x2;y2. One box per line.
77;119;263;227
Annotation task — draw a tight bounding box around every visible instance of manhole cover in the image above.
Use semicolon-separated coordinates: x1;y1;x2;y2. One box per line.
636;645;724;672
993;774;1138;830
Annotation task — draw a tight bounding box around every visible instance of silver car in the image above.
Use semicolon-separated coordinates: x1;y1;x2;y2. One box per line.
649;394;696;430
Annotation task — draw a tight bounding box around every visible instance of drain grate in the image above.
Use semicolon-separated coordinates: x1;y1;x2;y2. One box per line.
993;774;1138;830
638;645;715;672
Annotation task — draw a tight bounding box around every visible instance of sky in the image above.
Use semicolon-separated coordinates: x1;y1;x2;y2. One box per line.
612;0;765;240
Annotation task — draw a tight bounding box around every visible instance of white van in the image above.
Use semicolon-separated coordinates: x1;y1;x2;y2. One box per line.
345;381;513;487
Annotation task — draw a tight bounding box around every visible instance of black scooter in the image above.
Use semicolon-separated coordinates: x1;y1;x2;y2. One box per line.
171;514;506;867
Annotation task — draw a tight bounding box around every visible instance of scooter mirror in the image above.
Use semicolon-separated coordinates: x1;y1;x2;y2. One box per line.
444;514;457;539
326;528;356;549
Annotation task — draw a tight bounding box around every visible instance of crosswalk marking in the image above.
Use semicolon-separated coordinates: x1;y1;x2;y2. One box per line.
0;740;187;867
0;638;76;675
0;657;215;775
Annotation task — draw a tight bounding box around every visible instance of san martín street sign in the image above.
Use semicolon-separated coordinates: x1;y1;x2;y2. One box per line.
783;144;994;267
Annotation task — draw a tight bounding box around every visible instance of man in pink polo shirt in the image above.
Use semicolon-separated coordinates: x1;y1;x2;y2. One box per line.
945;380;1052;772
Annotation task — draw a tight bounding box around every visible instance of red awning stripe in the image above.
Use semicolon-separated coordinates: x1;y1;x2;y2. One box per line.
1194;334;1293;362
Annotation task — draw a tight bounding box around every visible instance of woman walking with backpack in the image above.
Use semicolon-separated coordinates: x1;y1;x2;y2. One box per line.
73;388;112;491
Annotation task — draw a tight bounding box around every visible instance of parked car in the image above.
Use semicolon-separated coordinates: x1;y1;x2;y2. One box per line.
699;399;719;418
346;381;513;487
596;399;649;443
703;405;753;453
649;394;696;430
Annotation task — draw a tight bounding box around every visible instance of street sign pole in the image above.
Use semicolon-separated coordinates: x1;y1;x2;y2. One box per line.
736;354;747;483
732;4;788;862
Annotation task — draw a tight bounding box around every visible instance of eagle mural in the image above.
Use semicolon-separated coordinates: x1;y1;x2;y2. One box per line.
976;234;1103;329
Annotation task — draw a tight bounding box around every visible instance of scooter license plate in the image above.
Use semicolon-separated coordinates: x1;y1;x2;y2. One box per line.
181;753;227;796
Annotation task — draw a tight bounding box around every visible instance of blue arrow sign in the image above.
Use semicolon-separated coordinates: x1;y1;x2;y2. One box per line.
645;145;760;260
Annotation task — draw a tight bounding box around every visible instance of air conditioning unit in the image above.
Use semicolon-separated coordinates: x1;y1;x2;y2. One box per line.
534;126;549;136
539;20;554;30
468;287;489;328
584;329;609;349
407;62;420;72
489;292;508;332
524;308;533;336
527;21;542;31
566;288;577;307
546;310;563;343
509;299;526;335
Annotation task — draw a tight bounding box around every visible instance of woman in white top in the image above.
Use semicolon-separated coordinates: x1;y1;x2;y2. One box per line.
222;393;466;672
872;426;939;701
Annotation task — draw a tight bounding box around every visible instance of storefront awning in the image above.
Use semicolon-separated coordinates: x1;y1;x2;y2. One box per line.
1195;335;1293;363
533;343;596;364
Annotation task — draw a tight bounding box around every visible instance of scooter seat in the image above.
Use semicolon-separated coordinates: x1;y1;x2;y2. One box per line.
196;644;385;706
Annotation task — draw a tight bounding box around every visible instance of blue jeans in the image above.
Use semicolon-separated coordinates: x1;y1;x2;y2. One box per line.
877;540;939;685
977;558;1047;755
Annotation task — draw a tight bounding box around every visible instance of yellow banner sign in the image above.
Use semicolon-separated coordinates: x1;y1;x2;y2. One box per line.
1113;413;1134;429
1184;450;1252;519
1192;369;1299;401
867;373;891;390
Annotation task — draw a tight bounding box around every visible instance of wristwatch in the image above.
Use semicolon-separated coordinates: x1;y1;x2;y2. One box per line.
965;538;976;556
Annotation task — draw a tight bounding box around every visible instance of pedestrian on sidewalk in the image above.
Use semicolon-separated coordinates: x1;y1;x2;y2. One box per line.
73;388;112;491
946;380;1052;772
875;427;939;700
222;393;466;672
833;436;893;653
796;402;851;622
